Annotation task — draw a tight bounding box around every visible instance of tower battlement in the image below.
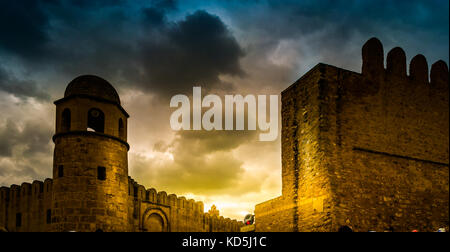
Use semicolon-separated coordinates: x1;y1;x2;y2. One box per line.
127;177;242;232
362;37;448;90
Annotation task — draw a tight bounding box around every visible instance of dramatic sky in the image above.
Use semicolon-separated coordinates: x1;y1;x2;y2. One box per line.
0;0;448;220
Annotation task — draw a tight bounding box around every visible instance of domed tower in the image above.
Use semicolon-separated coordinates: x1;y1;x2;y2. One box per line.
52;75;129;232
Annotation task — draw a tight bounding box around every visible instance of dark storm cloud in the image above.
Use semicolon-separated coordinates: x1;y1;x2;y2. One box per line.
0;119;53;158
2;0;446;99
0;0;245;99
0;118;53;184
0;0;50;58
139;10;245;97
266;0;448;38
0;66;50;100
226;0;448;67
0;0;125;57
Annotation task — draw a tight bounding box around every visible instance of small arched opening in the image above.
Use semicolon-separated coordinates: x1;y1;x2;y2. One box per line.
61;108;71;132
118;118;125;139
87;108;105;133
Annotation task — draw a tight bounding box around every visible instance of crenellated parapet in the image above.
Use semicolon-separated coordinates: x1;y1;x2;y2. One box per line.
203;213;242;232
0;179;53;231
128;177;206;214
270;36;449;232
0;179;53;205
361;37;449;91
126;177;243;232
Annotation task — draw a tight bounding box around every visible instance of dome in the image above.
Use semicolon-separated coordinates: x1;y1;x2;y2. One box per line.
64;75;120;104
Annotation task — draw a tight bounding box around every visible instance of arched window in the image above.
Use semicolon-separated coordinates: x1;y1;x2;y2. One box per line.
87;108;105;133
61;109;71;132
118;118;124;138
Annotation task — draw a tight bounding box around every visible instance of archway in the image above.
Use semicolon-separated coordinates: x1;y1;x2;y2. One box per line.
142;208;169;232
87;108;105;133
145;213;164;232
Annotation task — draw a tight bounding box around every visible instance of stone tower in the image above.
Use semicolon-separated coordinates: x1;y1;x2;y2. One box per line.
51;75;130;232
255;38;449;232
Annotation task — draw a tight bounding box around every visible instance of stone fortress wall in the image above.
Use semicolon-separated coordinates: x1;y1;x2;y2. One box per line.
0;177;242;232
1;37;447;232
0;75;242;232
255;38;449;232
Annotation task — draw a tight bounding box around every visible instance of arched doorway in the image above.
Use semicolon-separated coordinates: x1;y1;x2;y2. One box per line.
145;213;164;232
142;208;169;232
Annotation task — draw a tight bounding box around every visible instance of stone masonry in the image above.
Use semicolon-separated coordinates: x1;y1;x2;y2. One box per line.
255;38;449;232
0;75;243;232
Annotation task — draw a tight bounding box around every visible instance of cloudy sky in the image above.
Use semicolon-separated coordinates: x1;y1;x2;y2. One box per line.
0;0;448;220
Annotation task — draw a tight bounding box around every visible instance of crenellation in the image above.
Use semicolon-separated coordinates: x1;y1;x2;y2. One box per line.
10;185;20;203
386;47;407;77
430;60;449;90
157;191;167;205
147;188;157;203
31;181;44;198
20;183;31;197
196;201;204;213
44;179;52;194
19;183;32;231
137;184;146;200
362;37;384;79
177;196;186;208
187;199;195;210
0;187;9;202
409;54;429;84
167;194;177;206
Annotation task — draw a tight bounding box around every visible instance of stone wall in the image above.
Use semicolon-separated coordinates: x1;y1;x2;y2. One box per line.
255;196;294;232
326;38;449;232
0;179;53;232
0;176;243;232
255;38;449;232
127;178;243;232
0;75;243;232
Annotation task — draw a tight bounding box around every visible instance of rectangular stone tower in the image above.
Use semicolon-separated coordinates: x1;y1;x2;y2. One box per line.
255;38;449;232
